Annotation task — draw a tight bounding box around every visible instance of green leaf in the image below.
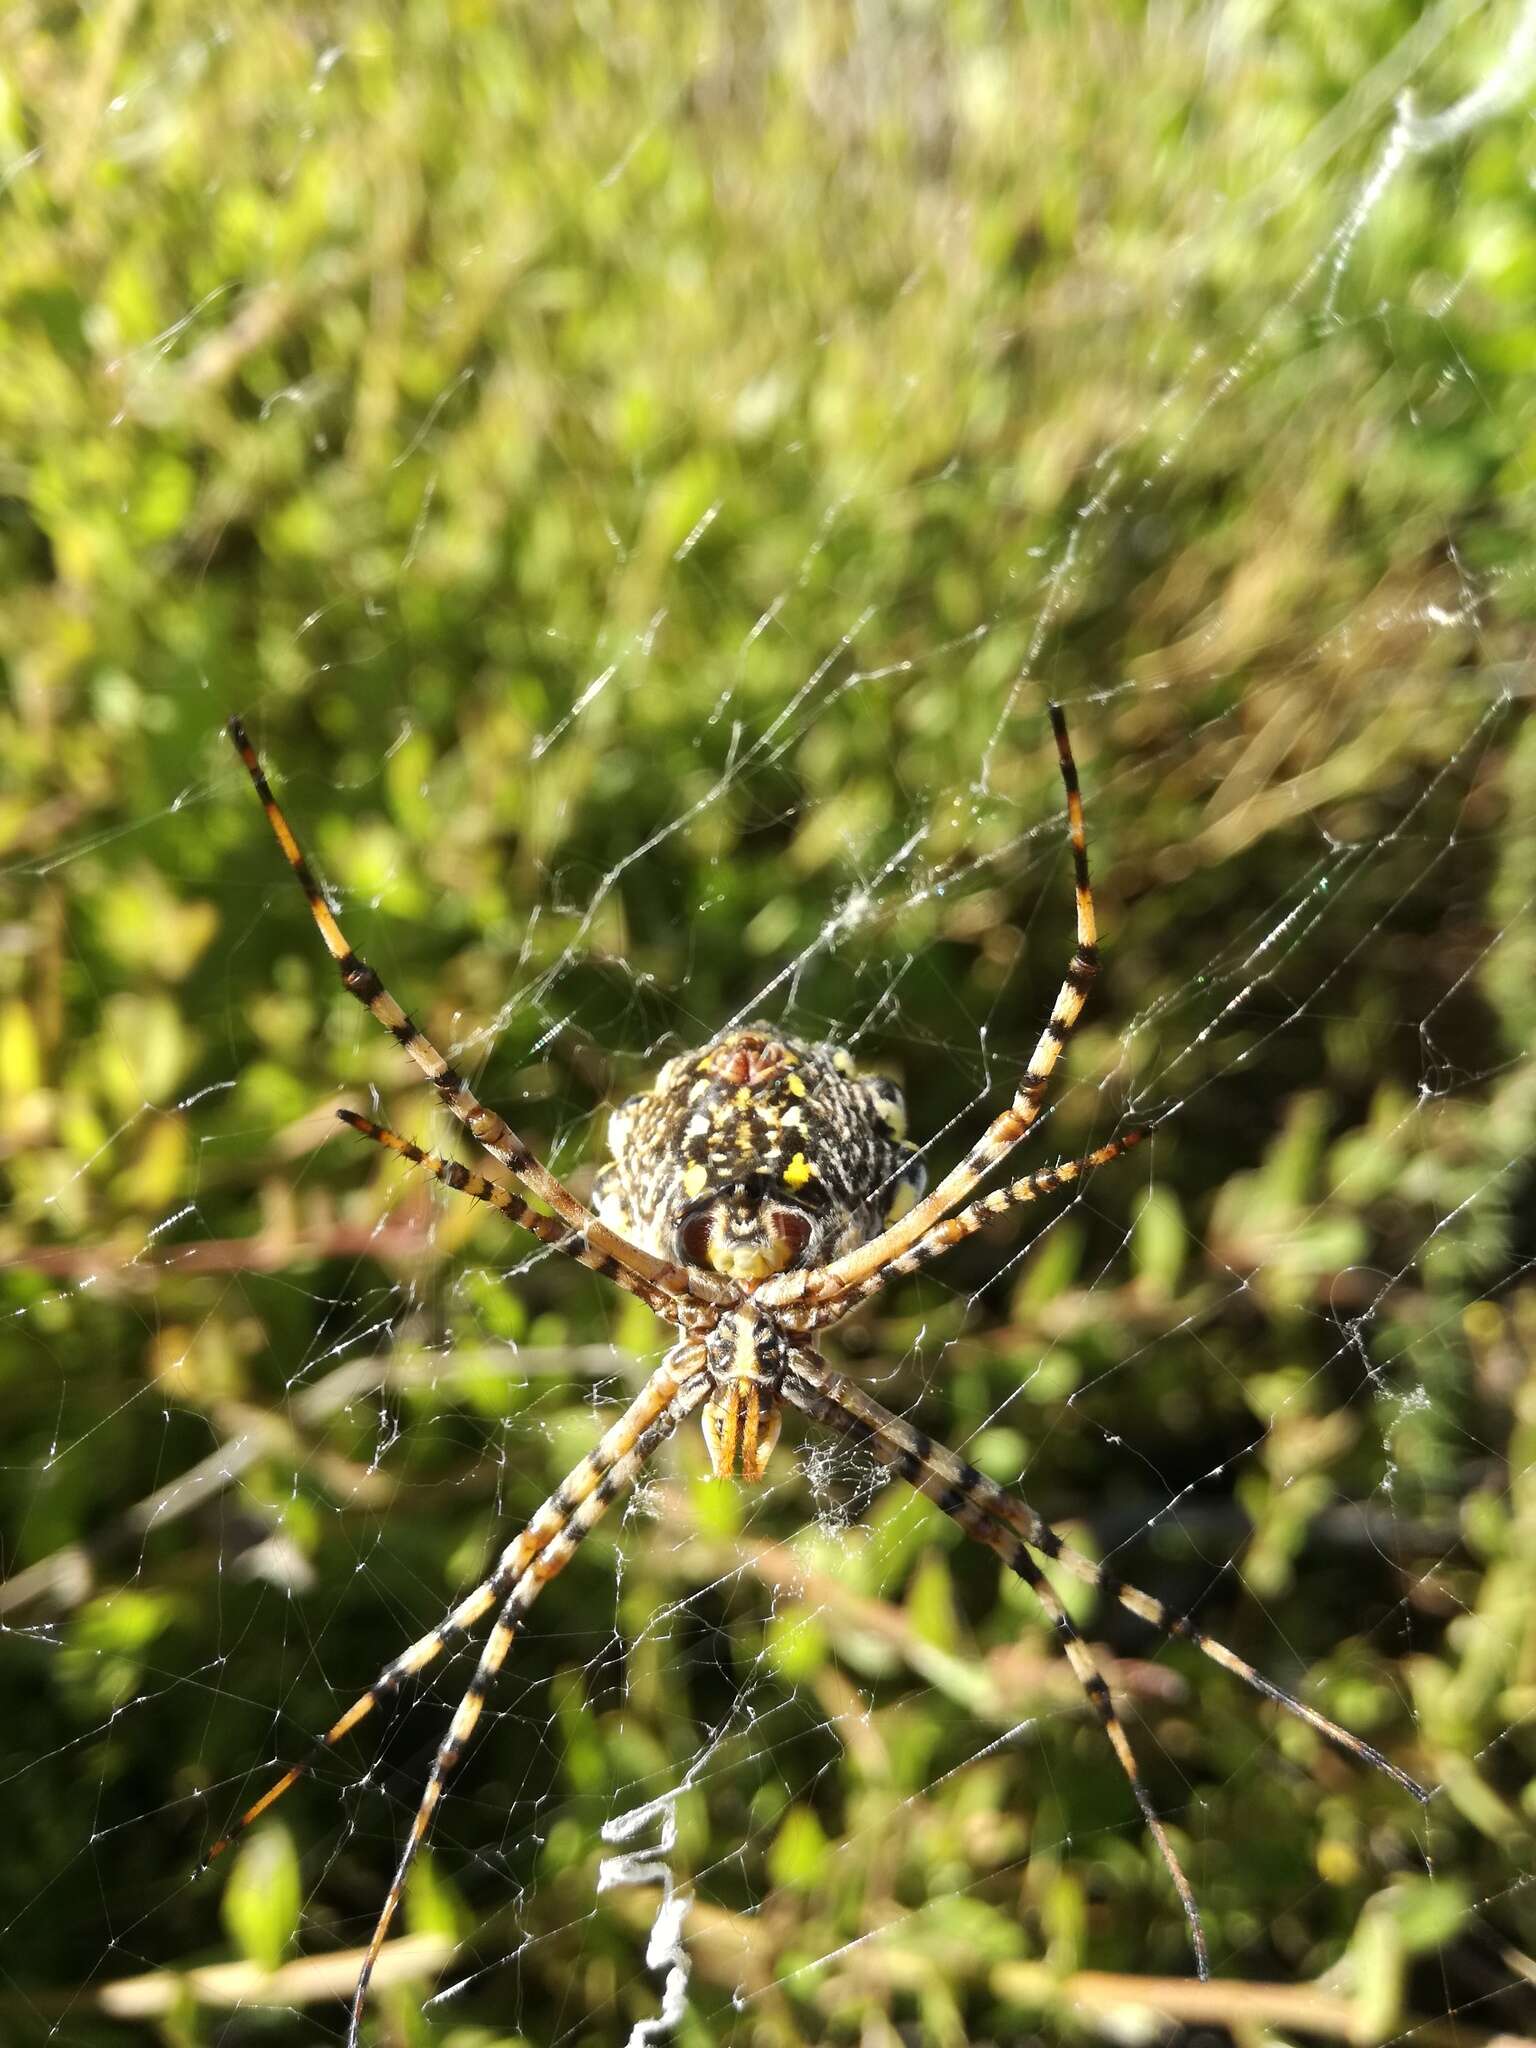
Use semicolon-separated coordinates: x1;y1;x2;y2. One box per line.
905;1549;961;1654
764;1602;830;1685
1131;1185;1185;1298
1013;1218;1083;1312
1388;1875;1472;1954
220;1824;302;1973
767;1805;830;1893
406;1848;470;1944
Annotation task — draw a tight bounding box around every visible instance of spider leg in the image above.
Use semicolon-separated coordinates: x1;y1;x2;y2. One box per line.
337;1110;684;1324
781;1366;1207;1976
206;1348;705;1862
760;702;1097;1314
344;1373;710;2046
801;1130;1145;1330
781;1359;1429;1786
227;718;719;1304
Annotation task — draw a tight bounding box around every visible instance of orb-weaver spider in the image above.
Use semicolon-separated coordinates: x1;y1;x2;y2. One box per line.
218;708;1429;2043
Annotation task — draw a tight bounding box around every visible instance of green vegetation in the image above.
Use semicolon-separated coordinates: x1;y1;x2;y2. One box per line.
3;5;1533;2045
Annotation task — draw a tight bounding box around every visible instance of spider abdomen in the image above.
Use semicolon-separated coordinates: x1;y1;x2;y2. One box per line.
593;1024;926;1281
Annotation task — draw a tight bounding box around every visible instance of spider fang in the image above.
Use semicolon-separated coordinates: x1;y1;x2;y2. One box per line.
700;1310;787;1480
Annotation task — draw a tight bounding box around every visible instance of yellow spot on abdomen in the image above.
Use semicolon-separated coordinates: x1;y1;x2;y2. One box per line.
784;1152;813;1188
872;1092;908;1137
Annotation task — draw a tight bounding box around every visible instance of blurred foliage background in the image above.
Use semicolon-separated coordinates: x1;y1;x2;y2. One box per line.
2;4;1535;2046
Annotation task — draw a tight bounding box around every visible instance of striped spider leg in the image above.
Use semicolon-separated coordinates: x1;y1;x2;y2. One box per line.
758;701;1099;1319
786;1128;1150;1333
209;1342;709;2048
218;702;1429;2034
333;1102;1429;1994
334;1109;683;1320
779;1359;1432;1979
227;717;725;1310
338;1367;712;2039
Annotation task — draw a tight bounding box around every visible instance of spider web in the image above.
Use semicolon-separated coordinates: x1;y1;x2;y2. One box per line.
3;6;1536;2046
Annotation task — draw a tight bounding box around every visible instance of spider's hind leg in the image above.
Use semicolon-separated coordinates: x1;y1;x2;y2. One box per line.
226;717;692;1299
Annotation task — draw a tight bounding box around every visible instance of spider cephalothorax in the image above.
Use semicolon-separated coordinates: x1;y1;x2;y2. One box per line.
223;707;1430;2044
592;1023;926;1282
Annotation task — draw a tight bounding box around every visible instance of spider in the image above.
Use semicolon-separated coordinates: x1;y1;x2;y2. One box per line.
219;708;1430;2042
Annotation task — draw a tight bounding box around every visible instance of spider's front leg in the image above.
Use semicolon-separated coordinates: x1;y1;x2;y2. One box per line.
344;1367;711;2045
779;1352;1432;1983
207;1345;709;1866
779;1352;1212;1967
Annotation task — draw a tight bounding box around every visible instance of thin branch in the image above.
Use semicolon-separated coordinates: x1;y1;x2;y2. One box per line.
76;1922;1523;2048
80;1932;453;2020
0;1343;643;1616
990;1962;1530;2047
660;1499;1189;1718
3;1219;447;1289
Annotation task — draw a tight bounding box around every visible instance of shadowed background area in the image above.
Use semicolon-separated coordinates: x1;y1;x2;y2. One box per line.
2;5;1534;2046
